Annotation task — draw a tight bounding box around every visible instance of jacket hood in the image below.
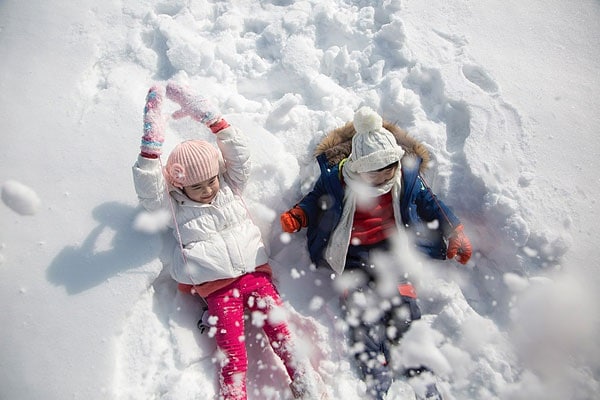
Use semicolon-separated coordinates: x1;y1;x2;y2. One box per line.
314;120;430;172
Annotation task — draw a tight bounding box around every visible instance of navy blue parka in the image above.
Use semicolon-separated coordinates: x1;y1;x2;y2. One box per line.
296;121;461;270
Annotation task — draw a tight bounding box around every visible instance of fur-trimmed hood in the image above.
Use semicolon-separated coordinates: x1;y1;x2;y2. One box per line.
314;121;430;172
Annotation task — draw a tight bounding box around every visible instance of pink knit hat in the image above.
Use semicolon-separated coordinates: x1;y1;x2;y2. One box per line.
164;140;220;189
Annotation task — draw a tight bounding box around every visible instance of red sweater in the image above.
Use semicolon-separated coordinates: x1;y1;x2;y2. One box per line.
351;192;396;245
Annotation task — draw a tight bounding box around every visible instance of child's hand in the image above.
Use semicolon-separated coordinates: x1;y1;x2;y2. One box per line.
140;85;166;158
166;81;222;127
447;224;472;264
280;206;307;233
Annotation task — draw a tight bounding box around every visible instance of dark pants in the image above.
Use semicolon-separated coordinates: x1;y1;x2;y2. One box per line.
341;241;422;399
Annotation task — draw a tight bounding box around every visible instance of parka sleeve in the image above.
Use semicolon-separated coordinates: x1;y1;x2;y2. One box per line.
215;125;251;192
132;155;168;211
298;156;344;228
297;173;327;226
414;175;461;237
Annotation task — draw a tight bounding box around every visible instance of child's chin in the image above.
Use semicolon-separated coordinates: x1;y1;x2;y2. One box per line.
195;195;215;203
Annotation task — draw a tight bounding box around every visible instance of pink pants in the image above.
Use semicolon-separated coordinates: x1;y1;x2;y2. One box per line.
205;272;298;400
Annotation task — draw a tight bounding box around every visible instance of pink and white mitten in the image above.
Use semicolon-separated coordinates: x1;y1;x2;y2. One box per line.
140;85;165;158
166;82;222;127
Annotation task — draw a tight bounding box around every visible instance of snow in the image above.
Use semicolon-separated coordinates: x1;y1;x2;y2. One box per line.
1;0;599;399
1;180;41;216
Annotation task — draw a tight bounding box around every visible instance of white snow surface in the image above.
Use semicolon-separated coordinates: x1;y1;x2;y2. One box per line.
1;0;599;399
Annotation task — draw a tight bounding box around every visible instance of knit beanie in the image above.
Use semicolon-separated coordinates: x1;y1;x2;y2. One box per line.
164;140;220;189
345;107;404;173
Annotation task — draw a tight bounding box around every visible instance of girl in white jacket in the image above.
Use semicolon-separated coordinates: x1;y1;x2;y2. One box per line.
132;83;323;400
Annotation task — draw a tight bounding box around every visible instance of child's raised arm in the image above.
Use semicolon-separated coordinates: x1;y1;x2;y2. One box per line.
166;81;251;191
132;85;169;211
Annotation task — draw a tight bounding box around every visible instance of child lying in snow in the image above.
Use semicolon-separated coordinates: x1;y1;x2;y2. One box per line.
280;106;472;400
132;82;326;400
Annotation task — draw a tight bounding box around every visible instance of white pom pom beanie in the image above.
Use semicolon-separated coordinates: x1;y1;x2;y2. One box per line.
346;106;404;173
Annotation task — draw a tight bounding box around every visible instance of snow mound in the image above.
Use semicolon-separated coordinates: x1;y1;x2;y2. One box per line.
1;180;41;215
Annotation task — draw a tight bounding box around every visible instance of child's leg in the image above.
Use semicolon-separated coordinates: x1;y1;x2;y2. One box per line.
391;281;422;340
246;273;325;399
247;274;299;379
341;284;393;400
205;285;248;400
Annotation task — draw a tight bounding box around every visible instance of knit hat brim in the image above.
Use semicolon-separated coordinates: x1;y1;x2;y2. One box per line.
346;147;403;173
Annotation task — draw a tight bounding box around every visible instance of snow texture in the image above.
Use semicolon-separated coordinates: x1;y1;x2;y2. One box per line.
1;0;599;399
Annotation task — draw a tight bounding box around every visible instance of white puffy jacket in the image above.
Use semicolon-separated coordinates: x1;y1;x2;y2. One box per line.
132;126;268;284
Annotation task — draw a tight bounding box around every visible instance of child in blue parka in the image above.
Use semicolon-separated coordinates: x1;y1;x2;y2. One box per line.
280;107;472;400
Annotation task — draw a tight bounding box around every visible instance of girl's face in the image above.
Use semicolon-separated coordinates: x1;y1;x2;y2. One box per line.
183;176;220;204
359;162;399;186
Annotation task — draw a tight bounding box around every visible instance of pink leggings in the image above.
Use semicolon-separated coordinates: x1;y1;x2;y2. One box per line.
205;272;298;400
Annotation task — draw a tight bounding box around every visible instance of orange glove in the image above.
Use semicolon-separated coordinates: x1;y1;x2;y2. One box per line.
447;224;472;264
280;206;307;233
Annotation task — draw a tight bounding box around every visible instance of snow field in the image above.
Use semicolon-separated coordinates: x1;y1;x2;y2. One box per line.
1;1;599;399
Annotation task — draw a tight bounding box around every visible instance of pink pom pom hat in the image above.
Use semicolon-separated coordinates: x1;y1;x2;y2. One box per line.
164;140;220;189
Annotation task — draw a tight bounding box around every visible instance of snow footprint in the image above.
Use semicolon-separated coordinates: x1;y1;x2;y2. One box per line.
461;64;499;93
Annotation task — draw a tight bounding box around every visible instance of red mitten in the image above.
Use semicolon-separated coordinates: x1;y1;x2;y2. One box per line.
280;206;308;233
447;224;472;264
